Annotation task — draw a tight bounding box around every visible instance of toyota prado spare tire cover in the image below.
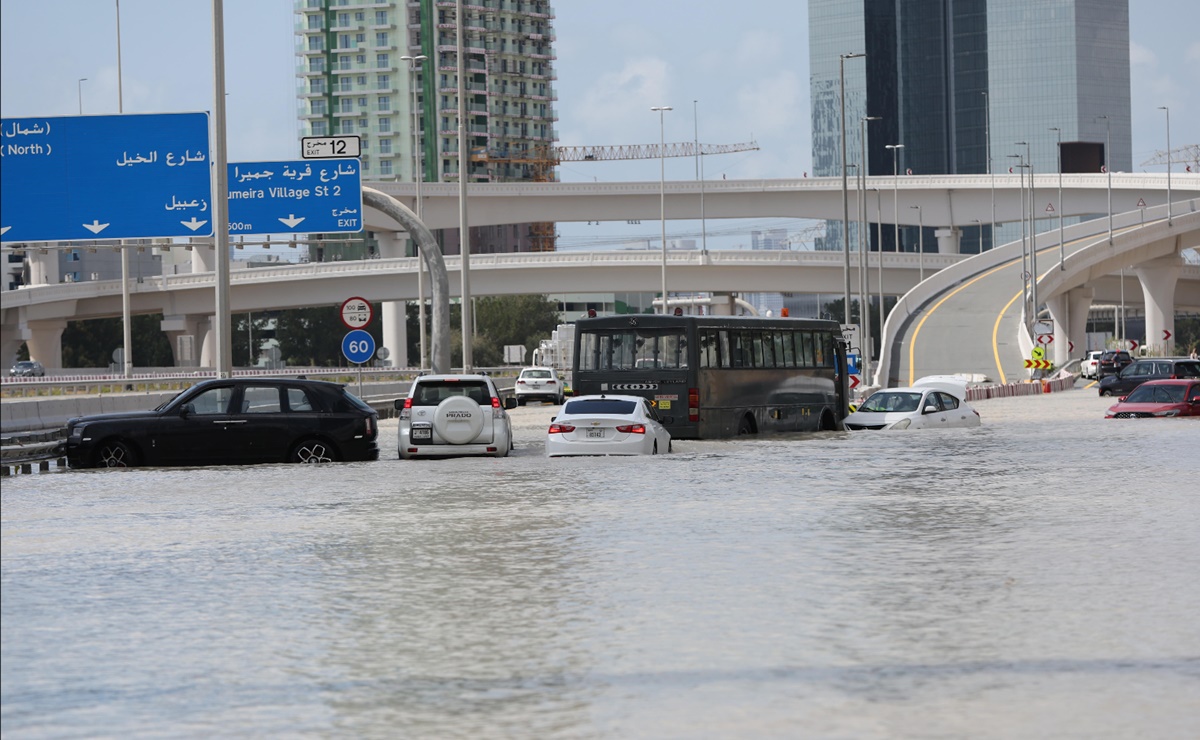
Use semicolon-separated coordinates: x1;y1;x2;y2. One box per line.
433;395;486;444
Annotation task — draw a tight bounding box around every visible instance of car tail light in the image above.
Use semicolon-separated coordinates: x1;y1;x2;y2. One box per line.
615;423;646;434
517;379;527;385
400;397;413;420
688;388;700;422
364;416;376;437
548;423;575;434
546;380;556;385
490;396;505;419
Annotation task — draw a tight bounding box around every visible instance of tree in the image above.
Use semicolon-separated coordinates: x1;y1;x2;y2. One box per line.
61;315;174;368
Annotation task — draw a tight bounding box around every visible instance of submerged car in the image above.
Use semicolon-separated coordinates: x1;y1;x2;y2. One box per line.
514;366;565;405
59;377;379;468
843;378;981;430
395;374;516;459
1104;378;1200;418
546;394;672;456
1080;350;1103;380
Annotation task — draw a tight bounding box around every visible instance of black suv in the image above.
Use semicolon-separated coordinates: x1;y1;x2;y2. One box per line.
1096;350;1133;379
1098;357;1200;397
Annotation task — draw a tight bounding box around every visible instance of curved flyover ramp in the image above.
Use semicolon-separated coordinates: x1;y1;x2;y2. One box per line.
877;201;1200;388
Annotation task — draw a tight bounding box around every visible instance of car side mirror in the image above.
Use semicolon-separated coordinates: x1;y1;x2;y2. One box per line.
180;403;195;417
923;404;939;414
504;397;517;410
393;399;405;410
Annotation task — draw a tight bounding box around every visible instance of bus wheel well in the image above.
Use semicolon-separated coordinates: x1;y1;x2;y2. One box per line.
737;413;757;435
819;408;837;431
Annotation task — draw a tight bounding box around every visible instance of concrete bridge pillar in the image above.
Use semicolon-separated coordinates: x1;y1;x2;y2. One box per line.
21;319;67;370
1045;286;1093;367
160;314;207;367
1134;253;1182;356
191;241;215;273
934;227;961;255
26;248;59;285
375;231;409;368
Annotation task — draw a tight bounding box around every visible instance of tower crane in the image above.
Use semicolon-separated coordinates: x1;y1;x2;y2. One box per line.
472;140;760;251
1140;144;1199;172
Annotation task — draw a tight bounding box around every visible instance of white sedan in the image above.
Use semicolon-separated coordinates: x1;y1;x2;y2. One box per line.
844;378;981;430
546;394;672;456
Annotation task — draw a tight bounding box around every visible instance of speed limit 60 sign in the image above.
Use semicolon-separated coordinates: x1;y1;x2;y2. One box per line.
341;296;373;329
342;329;376;365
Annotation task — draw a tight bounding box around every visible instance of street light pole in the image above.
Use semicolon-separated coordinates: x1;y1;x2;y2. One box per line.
1099;115;1112;243
695;100;707;255
1051;127;1064;270
401;54;428;368
652;105;672;313
983;91;993;250
77;78;87;114
911;206;924;283
886;144;904;256
1159;106;1171;223
874;187;883;345
1009;153;1029;320
1024;140;1037;323
858;115;879;383
839;52;865;325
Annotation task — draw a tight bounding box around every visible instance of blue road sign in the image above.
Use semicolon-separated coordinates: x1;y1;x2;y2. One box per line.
0;113;212;243
342;329;376;365
227;159;362;236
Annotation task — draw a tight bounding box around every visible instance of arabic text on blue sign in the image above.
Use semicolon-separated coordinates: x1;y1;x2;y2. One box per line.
0;113;212;243
342;330;376;365
227;159;363;235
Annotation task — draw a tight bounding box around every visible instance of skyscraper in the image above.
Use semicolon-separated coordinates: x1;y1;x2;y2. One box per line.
809;0;1131;254
294;0;558;256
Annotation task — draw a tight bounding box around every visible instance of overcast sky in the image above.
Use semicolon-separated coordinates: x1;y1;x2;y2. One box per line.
2;1;1195;251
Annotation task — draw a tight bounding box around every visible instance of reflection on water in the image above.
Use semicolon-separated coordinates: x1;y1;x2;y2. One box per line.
3;390;1198;738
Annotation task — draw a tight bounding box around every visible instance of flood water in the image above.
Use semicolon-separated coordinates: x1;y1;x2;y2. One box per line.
2;388;1198;738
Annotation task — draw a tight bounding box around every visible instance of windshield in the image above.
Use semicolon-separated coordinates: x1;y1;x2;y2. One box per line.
1124;383;1186;404
858;391;923;413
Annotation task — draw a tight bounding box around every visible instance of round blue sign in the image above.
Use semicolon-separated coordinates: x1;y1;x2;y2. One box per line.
342;329;376;364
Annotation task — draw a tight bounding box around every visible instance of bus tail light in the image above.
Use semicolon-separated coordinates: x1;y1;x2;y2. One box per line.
548;423;575;434
688;388;700;422
615;424;646;434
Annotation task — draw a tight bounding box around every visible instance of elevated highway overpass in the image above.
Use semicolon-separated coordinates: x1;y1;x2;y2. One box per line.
3;174;1198;375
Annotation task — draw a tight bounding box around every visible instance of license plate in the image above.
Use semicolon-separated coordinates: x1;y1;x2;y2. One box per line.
586;428;605;439
412;426;432;440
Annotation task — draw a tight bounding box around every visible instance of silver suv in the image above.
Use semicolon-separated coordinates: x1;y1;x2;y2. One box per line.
514;366;565;405
395;374;516;459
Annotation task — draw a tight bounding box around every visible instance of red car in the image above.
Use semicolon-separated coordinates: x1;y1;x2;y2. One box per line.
1105;378;1200;418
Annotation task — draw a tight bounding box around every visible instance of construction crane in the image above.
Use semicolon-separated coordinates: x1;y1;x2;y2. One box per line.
1140;144;1199;172
472;140;760;251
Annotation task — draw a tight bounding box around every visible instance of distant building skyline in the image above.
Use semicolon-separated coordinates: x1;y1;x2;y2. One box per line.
809;0;1132;254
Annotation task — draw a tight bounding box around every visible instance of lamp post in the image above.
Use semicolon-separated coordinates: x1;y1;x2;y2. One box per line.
652;105;672;313
859;115;880;382
839;52;865;325
1099;115;1112;242
911;206;924;283
1159;106;1171;223
983;91;993;250
77;78;87;114
1050;127;1064;270
401;54;428;368
1009;153;1029;318
1023;140;1037;323
885;144;904;255
873;187;884;348
695;100;707;255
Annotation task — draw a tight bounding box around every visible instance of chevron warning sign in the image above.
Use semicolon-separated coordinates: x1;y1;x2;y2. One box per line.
1024;359;1053;369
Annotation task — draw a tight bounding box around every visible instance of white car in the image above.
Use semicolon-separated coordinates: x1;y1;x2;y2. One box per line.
514;366;565;405
546;394;672;456
395;374;517;459
1080;350;1103;379
844;377;981;430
